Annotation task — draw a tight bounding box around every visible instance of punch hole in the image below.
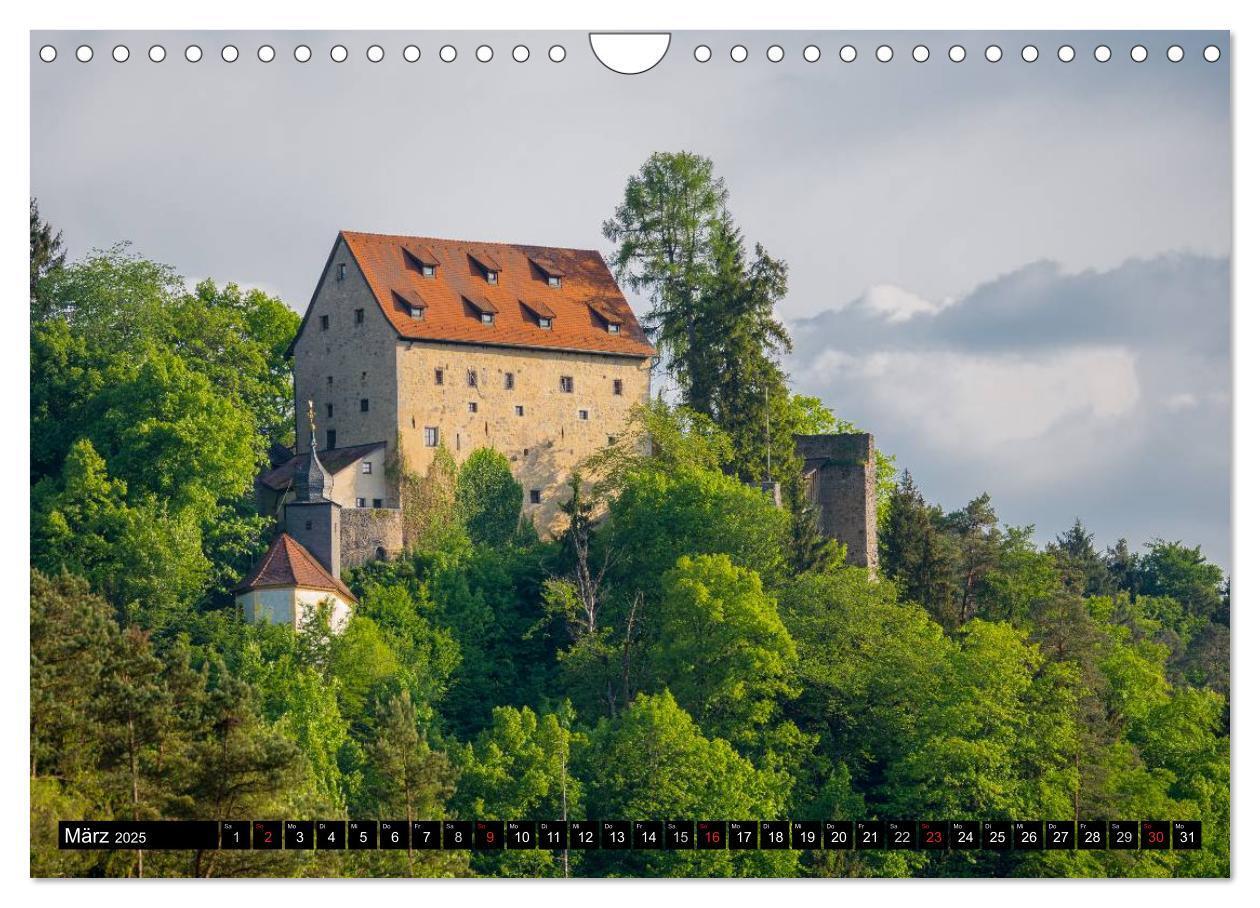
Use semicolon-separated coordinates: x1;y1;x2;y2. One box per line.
1204;45;1220;62
39;45;57;63
1167;45;1184;63
148;45;165;63
1021;45;1038;63
803;45;821;62
440;45;457;62
113;45;129;63
1058;45;1075;63
1130;45;1148;62
876;45;893;62
985;45;1002;63
476;45;493;63
258;45;275;63
839;45;857;62
404;45;421;62
331;45;349;63
185;45;202;63
512;45;529;62
588;33;668;73
730;45;748;63
912;45;929;62
1094;45;1111;62
295;45;312;63
367;45;385;63
549;45;566;63
949;45;965;62
221;45;239;63
767;45;784;62
694;45;711;63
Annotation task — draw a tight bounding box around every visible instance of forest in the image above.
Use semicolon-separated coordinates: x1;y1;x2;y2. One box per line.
28;153;1230;878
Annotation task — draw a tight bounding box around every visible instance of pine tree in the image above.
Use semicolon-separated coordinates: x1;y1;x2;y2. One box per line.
30;197;65;315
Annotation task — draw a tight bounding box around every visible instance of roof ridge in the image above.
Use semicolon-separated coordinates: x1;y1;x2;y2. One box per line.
340;229;603;257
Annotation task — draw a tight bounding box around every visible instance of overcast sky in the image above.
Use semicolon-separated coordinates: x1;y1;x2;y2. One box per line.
30;29;1232;568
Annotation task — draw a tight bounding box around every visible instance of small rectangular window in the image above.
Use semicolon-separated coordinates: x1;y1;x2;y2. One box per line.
320;314;330;331
486;271;498;285
578;409;589;421
435;368;444;386
608;323;620;334
355;497;366;508
326;429;336;449
529;489;542;504
504;372;515;390
613;379;624;396
424;427;439;447
547;275;561;288
372;498;383;509
327;375;334;385
409;306;424;319
514;405;525;417
481;312;495;325
538;317;552;329
360;398;370;413
608;435;617;446
362;461;372;474
355;308;365;324
326;403;334;418
467;370;478;388
468;401;478;413
421;264;435;277
560;376;574;393
337;263;346;281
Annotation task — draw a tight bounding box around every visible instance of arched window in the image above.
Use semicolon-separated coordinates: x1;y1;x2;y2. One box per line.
375;546;387;561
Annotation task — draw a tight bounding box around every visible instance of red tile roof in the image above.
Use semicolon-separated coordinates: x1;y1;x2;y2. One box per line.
234;533;358;603
323;231;656;358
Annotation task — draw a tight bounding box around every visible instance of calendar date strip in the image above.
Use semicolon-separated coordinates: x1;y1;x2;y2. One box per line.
59;819;1201;851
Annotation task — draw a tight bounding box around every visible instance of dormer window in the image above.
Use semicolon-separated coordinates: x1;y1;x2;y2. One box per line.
520;298;556;330
393;288;428;321
531;256;566;288
468;251;503;285
589;301;625;335
404;244;440;277
463;294;499;325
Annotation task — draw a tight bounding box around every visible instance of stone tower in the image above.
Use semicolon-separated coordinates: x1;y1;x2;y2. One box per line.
795;433;879;572
284;405;342;579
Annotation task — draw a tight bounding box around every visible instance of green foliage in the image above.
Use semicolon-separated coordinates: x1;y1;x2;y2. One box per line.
606;464;790;595
456;448;524;547
30;198;65;311
578;691;799;877
650;554;798;744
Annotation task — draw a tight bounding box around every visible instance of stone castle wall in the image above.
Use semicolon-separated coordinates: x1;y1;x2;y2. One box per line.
340;507;405;569
394;339;651;536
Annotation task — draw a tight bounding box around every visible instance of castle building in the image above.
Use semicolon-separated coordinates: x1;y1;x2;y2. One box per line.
270;230;656;564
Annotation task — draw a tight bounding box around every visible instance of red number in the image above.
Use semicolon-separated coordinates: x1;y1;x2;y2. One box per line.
926;831;942;844
486;831;495;844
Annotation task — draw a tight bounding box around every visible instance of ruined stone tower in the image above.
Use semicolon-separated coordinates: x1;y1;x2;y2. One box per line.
795;433;879;572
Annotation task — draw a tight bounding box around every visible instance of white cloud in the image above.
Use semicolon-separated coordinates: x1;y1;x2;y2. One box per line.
803;346;1140;456
1165;392;1199;412
852;284;952;323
